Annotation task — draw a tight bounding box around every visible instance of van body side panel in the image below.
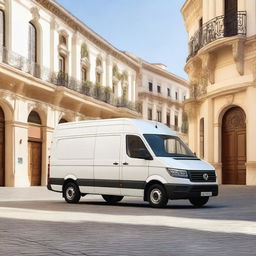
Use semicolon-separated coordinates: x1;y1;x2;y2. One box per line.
93;134;122;195
51;135;95;194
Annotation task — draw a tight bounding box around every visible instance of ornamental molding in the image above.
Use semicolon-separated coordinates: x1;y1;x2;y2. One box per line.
30;6;40;21
232;38;245;76
35;0;139;72
200;53;216;84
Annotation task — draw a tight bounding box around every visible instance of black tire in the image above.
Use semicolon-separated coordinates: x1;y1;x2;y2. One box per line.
102;195;124;204
189;197;209;207
63;182;81;204
147;184;168;208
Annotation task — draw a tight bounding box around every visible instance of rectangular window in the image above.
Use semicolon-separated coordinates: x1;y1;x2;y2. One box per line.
166;113;170;127
148;108;152;120
81;68;87;82
148;82;153;92
175;91;178;100
0;10;5;47
96;72;101;83
28;23;37;63
157;85;161;93
157;110;162;122
59;56;66;73
126;135;151;159
175;115;178;130
167;88;170;97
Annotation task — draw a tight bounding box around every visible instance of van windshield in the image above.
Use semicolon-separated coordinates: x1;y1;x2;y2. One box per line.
144;134;195;158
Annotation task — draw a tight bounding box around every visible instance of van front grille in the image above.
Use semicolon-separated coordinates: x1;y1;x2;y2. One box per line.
189;171;216;182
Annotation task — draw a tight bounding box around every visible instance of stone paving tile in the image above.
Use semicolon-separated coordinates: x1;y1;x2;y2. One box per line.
0;185;255;255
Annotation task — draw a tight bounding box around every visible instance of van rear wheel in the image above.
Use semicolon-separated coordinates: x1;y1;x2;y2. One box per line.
64;182;81;204
102;195;123;204
148;184;168;208
189;197;209;207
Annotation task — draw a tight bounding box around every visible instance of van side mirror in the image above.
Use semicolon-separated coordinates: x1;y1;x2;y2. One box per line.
135;148;153;160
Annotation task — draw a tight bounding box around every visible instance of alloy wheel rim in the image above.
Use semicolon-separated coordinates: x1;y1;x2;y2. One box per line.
66;187;75;200
150;188;162;204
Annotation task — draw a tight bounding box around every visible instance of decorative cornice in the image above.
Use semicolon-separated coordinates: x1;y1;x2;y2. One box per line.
142;62;189;88
35;0;139;72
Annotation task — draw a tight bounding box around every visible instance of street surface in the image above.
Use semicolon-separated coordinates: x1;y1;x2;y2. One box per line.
0;186;255;256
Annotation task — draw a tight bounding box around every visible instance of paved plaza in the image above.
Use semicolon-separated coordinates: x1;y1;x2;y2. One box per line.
0;186;255;255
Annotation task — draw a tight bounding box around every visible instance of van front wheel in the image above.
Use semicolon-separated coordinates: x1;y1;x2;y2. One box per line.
64;182;81;204
148;184;168;208
102;195;123;204
189;197;209;207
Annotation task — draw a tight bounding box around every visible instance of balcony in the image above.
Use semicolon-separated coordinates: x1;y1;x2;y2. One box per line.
0;46;138;112
187;11;247;61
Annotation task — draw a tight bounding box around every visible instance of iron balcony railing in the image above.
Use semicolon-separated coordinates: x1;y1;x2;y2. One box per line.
0;46;138;112
187;11;247;60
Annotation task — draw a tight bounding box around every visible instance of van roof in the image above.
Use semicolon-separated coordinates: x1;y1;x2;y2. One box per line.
57;118;177;136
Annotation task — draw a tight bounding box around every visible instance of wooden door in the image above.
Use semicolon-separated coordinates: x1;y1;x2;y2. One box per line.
0;108;4;186
222;107;246;184
28;141;42;186
224;0;237;36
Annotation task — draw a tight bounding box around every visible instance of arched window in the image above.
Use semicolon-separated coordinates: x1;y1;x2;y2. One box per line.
59;118;68;124
200;118;204;158
28;111;41;124
0;10;5;47
28;22;37;63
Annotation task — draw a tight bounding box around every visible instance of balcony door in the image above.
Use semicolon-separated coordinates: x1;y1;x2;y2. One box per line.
224;0;237;37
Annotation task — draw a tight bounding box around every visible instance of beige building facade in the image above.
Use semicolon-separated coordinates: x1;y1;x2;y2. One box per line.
182;0;256;185
0;0;141;187
137;61;189;136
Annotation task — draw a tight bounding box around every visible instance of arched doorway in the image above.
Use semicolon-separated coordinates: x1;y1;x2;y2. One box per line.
28;111;42;186
0;107;5;186
222;107;246;184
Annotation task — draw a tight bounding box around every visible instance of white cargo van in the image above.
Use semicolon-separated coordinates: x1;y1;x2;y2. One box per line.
48;118;218;208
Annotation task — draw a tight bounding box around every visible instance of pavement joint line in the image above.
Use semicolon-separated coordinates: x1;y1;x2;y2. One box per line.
0;206;256;236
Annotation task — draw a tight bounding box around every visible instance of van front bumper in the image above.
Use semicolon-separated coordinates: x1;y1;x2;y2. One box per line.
164;184;218;200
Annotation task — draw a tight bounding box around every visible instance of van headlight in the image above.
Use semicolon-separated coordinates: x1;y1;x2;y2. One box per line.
166;168;188;178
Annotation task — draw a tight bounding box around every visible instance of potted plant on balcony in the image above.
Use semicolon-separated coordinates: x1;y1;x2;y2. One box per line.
82;80;93;97
104;86;112;104
94;82;104;100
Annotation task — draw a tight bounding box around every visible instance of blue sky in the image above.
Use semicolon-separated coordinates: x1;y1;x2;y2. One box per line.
56;0;188;79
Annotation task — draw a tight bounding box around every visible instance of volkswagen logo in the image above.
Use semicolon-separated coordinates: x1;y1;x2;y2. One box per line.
203;173;209;181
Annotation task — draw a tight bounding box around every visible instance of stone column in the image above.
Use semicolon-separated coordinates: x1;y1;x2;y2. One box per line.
161;103;167;125
142;98;148;120
71;33;81;80
13;122;30;187
4;121;14;186
152;103;157;121
106;54;112;88
205;98;214;163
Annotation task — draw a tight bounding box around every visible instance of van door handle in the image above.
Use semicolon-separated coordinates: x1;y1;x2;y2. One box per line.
123;162;129;165
113;162;119;165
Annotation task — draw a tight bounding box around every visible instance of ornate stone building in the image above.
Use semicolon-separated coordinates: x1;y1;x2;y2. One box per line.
181;0;256;185
0;0;141;187
131;55;189;137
